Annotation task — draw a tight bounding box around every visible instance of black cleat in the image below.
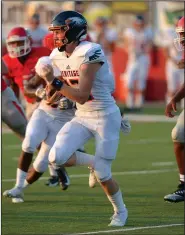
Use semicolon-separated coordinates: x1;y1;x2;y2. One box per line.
45;176;59;187
56;167;70;191
164;183;185;203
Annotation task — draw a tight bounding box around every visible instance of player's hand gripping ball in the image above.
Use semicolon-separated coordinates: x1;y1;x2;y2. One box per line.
45;84;62;105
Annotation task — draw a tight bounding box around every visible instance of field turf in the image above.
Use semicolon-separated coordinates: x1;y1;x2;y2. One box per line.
1;120;184;235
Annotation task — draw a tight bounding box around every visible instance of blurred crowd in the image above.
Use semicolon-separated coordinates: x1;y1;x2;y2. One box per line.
2;1;184;112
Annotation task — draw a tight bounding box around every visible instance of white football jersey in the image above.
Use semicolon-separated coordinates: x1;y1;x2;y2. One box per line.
124;27;152;59
50;41;116;112
162;28;182;62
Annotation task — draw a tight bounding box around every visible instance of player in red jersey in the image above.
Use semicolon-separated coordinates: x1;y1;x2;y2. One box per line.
3;27;51;119
164;16;185;203
2;60;27;139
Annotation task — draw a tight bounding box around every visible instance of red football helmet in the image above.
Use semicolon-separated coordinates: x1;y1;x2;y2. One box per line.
174;16;185;51
42;33;55;51
6;27;32;58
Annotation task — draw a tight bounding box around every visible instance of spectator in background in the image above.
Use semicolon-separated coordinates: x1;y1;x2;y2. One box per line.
27;14;48;47
121;15;153;111
163;16;184;108
89;16;117;70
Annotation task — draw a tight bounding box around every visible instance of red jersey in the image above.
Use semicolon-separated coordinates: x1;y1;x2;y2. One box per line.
1;78;7;91
2;47;50;103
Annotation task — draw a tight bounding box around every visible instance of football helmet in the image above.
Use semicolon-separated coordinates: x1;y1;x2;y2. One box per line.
6;27;32;58
48;11;87;51
42;33;55;51
174;16;184;51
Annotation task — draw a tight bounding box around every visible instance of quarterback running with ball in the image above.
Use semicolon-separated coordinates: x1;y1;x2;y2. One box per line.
38;11;128;227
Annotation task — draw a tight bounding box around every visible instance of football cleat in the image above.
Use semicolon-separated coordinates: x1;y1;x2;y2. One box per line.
108;208;128;227
12;197;24;203
88;167;97;188
56;167;70;190
164;183;185;203
45;176;59;187
3;187;24;200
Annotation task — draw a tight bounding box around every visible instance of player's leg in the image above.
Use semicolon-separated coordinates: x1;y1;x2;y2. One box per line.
48;119;94;170
94;109;128;226
2;87;27;139
25;102;40;120
164;110;185;202
3;109;49;199
135;55;150;110
125;61;137;110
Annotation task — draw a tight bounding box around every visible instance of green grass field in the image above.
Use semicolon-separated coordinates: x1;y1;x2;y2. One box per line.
2;120;184;235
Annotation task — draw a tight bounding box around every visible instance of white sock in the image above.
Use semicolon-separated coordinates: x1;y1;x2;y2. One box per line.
75;151;94;167
15;168;27;188
48;163;58;177
126;92;134;109
135;93;144;108
23;180;30;189
107;189;126;214
180;174;185;183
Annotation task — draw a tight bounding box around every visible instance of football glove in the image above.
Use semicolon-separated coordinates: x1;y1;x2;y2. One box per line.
45;85;62;105
35;87;46;100
120;116;131;135
58;97;74;110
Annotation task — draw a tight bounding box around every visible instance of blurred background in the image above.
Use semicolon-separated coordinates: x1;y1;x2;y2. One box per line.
2;1;184;111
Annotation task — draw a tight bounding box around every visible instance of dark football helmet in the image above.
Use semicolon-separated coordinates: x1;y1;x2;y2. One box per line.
49;11;87;51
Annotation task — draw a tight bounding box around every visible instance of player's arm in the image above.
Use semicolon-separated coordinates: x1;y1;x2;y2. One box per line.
165;83;185;117
40;62;102;104
23;74;44;98
59;63;101;104
172;82;185;103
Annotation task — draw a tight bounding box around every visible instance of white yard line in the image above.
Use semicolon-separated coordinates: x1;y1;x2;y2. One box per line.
2;168;177;182
152;161;175;166
71;223;183;235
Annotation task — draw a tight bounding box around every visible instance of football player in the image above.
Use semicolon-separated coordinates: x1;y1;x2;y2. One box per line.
3;56;73;202
89;16;117;70
2;27;51;119
2;60;27;139
164;16;185;203
38;11;128;226
122;15;153;110
163;16;184;106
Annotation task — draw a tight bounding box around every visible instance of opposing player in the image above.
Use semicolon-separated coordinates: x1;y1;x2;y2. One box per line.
3;27;51;119
3;56;73;202
164;16;184;203
38;11;128;226
163;16;184;106
122;15;153;110
2;60;27;139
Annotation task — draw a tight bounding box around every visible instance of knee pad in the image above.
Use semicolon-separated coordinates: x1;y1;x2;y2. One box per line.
48;145;70;166
171;126;184;143
22;134;40;153
94;157;112;182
